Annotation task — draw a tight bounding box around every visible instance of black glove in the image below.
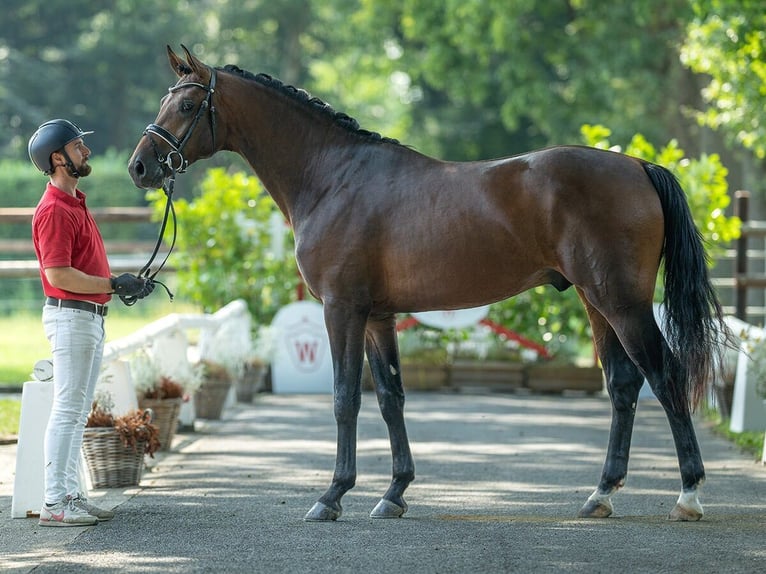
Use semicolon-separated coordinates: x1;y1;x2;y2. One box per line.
136;278;156;299
110;273;146;297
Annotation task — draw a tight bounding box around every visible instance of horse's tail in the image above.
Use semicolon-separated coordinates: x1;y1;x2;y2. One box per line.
642;162;727;412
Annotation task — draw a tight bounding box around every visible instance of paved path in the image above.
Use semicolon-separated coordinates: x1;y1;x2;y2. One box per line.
1;391;764;573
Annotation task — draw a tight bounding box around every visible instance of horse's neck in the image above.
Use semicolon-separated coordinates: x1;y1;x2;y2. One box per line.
225;85;398;223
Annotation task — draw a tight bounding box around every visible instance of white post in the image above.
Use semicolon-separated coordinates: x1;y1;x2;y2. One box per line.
730;341;766;432
12;380;87;518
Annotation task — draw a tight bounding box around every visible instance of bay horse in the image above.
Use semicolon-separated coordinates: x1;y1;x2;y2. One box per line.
129;46;727;522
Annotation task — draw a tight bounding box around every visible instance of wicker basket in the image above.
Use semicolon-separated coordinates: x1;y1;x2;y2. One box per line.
194;378;232;420
81;427;146;488
138;397;182;451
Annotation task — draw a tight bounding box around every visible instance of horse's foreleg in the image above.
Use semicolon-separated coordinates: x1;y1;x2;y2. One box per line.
365;315;414;518
304;303;367;522
577;298;644;519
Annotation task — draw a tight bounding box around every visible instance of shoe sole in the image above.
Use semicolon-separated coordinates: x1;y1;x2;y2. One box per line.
38;519;98;527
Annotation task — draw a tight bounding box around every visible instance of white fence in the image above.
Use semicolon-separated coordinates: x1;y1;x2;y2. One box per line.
98;299;252;423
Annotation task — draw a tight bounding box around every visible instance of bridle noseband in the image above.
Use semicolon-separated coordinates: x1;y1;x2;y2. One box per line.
125;66;218;306
144;66;218;175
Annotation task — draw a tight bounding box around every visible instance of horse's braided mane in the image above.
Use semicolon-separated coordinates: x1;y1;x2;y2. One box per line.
221;64;399;145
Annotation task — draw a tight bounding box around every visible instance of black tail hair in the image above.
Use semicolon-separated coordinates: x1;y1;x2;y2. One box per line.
643;162;728;412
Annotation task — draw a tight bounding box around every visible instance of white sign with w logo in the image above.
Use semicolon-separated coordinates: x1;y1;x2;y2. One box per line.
271;301;333;393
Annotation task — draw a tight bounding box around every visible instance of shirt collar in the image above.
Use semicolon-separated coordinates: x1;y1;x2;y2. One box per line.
46;182;87;206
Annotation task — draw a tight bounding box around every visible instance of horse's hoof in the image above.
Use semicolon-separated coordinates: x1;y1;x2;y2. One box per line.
304;501;341;522
668;490;703;521
577;492;614;518
668;503;703;522
370;498;407;519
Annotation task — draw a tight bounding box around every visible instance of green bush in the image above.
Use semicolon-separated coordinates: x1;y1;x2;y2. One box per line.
147;168;300;324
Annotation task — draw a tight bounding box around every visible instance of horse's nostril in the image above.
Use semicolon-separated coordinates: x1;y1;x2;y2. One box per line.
134;159;145;177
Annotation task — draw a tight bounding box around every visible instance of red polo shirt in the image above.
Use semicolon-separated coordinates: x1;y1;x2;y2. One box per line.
32;182;112;304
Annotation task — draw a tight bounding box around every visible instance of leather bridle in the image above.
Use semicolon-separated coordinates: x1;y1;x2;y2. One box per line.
144;66;218;176
124;66;218;306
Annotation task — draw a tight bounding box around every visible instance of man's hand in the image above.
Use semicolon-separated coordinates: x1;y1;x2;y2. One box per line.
136;278;155;300
110;273;146;297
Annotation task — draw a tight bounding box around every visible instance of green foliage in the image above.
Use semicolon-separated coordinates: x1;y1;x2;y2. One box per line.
0;399;21;436
703;405;764;460
147;169;299;324
581;124;741;255
681;1;766;159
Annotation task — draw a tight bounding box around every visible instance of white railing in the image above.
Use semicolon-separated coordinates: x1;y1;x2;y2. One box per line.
97;299;252;424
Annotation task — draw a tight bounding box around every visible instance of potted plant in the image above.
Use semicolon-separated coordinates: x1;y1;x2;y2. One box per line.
130;351;202;450
236;326;274;403
194;359;237;419
391;327;451;391
82;390;161;489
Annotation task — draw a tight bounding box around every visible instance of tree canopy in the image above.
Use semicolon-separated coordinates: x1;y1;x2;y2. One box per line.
1;0;762;182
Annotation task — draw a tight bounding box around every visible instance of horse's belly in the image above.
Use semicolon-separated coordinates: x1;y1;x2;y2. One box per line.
375;248;548;313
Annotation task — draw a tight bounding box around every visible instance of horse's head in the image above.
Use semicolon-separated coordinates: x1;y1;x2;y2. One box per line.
128;45;219;189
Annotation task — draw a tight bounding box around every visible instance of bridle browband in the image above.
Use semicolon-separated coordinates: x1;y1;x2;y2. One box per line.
123;66;218;306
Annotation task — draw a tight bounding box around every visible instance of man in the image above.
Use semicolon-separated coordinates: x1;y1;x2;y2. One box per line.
28;119;152;526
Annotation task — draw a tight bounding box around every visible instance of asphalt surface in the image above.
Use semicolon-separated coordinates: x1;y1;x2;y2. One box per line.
1;390;764;573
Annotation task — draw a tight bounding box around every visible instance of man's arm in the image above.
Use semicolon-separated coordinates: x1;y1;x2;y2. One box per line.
45;266;113;294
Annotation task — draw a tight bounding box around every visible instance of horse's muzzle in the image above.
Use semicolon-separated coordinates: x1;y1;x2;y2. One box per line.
128;147;165;189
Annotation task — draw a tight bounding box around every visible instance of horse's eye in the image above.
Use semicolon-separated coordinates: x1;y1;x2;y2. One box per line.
180;100;195;113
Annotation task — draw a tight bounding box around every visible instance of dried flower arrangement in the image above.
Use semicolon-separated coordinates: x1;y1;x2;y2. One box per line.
86;391;161;457
130;349;203;399
142;376;185;400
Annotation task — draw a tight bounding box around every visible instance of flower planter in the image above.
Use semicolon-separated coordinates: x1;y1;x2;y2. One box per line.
138;397;183;451
400;362;450;390
450;360;526;391
524;363;604;394
81;428;147;488
194;378;232;419
235;363;266;403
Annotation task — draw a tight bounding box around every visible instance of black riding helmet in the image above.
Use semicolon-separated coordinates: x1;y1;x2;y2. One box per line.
28;119;94;175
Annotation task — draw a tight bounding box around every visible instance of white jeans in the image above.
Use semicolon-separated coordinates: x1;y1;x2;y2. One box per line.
42;305;105;504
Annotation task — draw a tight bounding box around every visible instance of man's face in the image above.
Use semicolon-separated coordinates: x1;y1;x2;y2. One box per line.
60;137;92;177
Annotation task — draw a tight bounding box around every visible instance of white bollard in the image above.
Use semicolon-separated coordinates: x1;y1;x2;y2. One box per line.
151;329;195;429
96;359;138;416
12;380;87;519
730;343;766;433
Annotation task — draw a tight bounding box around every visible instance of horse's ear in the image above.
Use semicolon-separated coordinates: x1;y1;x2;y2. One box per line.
167;45;192;77
180;44;208;77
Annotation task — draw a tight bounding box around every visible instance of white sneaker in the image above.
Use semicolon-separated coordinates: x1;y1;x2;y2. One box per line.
39;496;98;527
71;494;115;521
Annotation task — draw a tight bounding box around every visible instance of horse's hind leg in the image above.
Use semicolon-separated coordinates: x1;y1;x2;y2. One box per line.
580;295;706;520
577;298;645;518
365;314;415;518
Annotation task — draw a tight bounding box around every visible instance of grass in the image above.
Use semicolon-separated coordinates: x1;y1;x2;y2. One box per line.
0;399;21;436
702;406;765;460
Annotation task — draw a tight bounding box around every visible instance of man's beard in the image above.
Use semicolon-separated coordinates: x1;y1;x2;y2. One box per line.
67;159;92;178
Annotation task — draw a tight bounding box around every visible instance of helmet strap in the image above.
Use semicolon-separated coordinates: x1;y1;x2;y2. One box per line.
59;149;80;178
